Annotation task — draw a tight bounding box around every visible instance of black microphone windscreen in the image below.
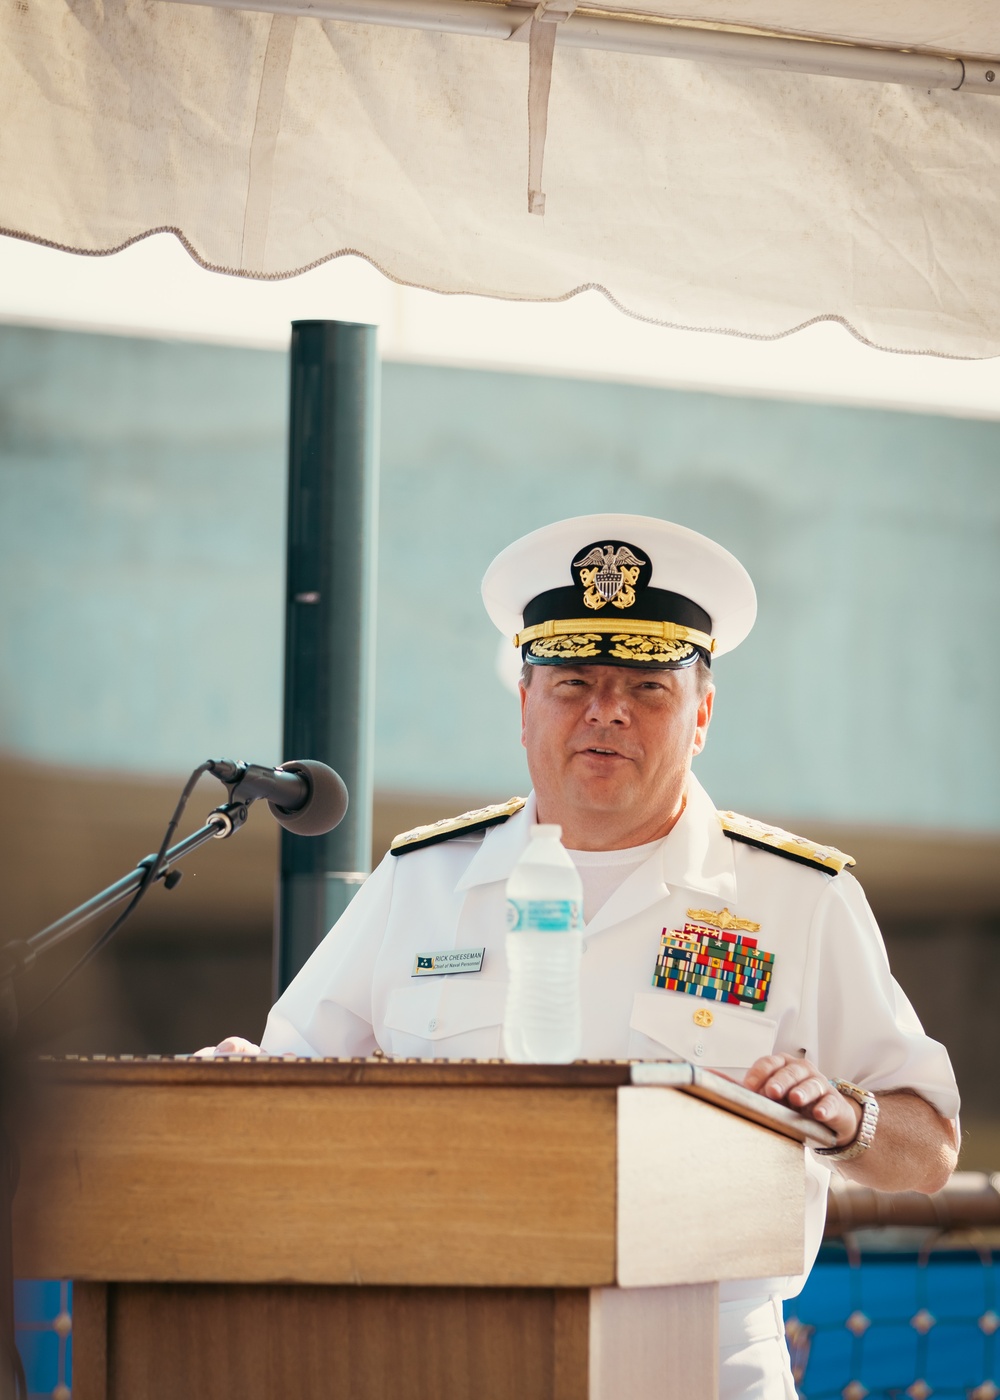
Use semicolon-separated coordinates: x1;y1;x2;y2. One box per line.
268;760;349;836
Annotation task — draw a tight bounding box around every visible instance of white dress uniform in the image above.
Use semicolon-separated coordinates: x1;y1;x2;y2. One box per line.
260;511;960;1398
263;773;960;1397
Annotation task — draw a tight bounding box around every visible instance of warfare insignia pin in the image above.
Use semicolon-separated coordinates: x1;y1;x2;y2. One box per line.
686;906;761;934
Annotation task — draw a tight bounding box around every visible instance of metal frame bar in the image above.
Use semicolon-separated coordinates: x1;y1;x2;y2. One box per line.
277;320;379;993
163;0;1000;95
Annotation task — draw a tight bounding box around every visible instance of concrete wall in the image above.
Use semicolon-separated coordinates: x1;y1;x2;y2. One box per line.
1;323;999;831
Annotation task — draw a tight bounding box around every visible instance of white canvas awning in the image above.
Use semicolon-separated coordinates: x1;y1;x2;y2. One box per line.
4;0;1000;355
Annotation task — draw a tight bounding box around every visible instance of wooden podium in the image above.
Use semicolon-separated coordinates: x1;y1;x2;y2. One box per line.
13;1058;831;1400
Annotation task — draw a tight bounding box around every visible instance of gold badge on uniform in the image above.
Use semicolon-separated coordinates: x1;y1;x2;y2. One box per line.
687;906;760;934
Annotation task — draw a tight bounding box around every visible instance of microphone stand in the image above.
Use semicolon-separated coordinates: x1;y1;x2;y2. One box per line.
0;790;255;1400
11;799;250;980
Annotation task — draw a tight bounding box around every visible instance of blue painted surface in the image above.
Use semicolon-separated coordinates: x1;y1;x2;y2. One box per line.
785;1248;999;1397
15;1279;71;1398
1;324;999;829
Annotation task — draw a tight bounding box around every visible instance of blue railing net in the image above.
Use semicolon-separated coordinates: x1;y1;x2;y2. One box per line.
15;1280;71;1400
785;1246;999;1399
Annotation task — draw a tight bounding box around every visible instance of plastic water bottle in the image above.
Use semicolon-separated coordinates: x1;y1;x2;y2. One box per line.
503;824;583;1064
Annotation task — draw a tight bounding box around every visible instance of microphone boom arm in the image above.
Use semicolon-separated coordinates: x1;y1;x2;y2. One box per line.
1;753;347;1034
21;799;250;966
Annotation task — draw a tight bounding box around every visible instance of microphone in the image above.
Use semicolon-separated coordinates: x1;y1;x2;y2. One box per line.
206;759;349;836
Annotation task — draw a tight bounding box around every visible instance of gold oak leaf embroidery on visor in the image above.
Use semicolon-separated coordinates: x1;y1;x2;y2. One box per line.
608;636;696;664
529;633;603;659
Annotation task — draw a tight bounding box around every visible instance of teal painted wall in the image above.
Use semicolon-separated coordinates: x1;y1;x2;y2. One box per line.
0;330;286;772
1;325;998;831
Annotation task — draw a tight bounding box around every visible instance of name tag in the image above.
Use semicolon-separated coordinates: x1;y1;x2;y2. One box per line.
412;947;485;977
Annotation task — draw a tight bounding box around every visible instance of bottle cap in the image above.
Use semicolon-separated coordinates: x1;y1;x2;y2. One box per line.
533;823;563;841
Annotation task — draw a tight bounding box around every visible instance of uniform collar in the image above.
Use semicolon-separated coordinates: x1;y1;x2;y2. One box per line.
582;772;737;936
454;773;737;917
454;792;537;891
660;771;738;905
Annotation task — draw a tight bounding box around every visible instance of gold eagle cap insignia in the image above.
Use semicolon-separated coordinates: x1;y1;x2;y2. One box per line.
572;543;646;611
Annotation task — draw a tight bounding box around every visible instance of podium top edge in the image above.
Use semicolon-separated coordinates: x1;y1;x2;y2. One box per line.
25;1059;837;1142
30;1057;636;1088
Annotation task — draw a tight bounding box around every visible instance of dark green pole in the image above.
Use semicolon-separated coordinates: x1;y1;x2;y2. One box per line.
276;320;379;993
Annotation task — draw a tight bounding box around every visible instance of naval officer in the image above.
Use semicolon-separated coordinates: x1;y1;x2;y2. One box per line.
210;513;959;1400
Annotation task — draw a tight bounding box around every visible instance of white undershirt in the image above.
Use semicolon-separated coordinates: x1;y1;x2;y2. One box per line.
565;838;663;924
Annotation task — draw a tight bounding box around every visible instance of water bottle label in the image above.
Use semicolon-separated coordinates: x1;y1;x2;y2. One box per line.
506;898;581;931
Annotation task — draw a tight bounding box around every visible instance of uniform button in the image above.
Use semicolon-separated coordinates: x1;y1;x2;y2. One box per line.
428;1019;438;1032
693;1042;705;1057
693;1008;714;1028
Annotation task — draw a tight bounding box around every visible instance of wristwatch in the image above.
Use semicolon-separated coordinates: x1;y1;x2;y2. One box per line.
814;1079;880;1162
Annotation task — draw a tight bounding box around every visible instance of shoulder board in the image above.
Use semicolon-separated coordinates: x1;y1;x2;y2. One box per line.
718;810;856;876
390;797;526;857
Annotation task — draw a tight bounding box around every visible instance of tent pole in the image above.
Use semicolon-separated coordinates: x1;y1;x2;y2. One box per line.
276;320;379;994
162;0;1000;97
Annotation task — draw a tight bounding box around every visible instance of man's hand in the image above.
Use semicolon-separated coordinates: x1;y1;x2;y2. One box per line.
744;1053;861;1147
743;1052;958;1193
192;1036;262;1058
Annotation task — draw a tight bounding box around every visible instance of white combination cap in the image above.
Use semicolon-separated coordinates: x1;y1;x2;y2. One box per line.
482;513;756;670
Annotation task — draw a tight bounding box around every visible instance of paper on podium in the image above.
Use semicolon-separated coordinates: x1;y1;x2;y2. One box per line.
630;1061;837;1148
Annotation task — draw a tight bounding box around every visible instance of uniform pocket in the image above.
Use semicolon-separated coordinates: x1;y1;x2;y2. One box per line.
628;990;778;1074
383;980;507;1059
